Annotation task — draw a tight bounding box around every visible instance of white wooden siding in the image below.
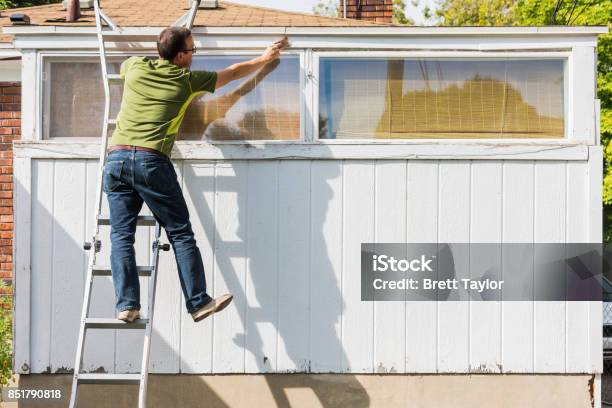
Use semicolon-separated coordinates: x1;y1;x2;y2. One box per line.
15;153;602;375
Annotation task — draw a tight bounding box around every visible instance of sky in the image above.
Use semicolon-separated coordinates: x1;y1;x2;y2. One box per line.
226;0;438;25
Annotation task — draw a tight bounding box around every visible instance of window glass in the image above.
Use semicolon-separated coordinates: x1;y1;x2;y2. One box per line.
43;59;123;138
43;55;301;141
319;58;565;139
180;55;301;141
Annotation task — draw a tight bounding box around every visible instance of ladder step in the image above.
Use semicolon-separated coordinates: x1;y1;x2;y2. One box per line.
101;31;156;42
107;74;123;83
77;373;141;385
92;265;153;277
85;318;149;329
98;215;156;226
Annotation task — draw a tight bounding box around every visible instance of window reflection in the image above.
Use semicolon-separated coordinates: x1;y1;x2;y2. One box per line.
319;58;565;139
180;55;301;141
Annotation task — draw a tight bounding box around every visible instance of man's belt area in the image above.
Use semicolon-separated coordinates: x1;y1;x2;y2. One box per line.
108;144;164;156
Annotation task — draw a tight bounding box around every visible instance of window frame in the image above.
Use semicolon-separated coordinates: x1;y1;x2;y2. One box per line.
37;49;306;143
311;50;572;143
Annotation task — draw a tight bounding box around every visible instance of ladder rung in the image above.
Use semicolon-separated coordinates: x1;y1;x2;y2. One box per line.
85;318;149;329
98;215;156;226
107;74;123;83
101;32;156;42
77;373;141;385
92;265;153;277
108;118;117;126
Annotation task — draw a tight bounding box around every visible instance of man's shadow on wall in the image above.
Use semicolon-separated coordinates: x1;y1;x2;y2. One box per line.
178;61;370;407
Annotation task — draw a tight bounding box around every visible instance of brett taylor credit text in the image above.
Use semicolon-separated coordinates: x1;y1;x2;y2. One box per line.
371;254;504;293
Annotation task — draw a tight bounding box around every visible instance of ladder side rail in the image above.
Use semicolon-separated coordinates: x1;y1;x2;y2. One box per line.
93;0;113;222
138;224;163;408
173;0;201;28
68;2;115;407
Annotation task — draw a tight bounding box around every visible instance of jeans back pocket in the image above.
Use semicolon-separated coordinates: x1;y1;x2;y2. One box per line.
103;160;125;192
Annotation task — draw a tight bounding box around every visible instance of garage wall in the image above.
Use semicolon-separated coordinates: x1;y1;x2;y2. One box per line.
14;152;603;375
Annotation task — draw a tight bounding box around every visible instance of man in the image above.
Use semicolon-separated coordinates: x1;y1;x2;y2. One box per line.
103;27;288;323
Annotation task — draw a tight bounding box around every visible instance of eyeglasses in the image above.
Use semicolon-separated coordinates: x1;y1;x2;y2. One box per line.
181;46;197;54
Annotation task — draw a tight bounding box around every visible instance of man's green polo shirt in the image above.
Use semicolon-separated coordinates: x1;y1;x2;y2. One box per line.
110;56;217;157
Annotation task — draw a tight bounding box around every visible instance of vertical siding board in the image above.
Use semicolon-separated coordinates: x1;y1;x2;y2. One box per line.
437;160;470;373
277;161;311;372
469;161;502;373
566;161;590;373
405;160;438;373
14;157;31;374
83;160;115;373
342;160;375;372
213;161;248;373
149;160;184;373
30;160;53;373
534;161;566;372
50;160;87;372
501;161;535;373
180;161;216;373
310;161;343;372
243;161;278;373
373;161;406;373
588;146;603;373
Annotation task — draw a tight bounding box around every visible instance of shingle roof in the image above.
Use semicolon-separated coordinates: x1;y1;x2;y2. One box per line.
0;0;391;43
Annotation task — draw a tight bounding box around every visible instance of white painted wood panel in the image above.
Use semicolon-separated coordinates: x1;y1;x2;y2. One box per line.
82;160;114;373
30;159;53;373
341;161;375;373
501;162;535;373
50;160;87;372
212;161;248;373
180;161;216;374
373;161;407;373
277;161;311;372
149;161;183;373
566;161;589;372
437;161;470;372
405;161;438;373
309;161;343;372
21;157;601;375
469;161;502;373
243;161;278;373
534;162;566;372
13;156;31;374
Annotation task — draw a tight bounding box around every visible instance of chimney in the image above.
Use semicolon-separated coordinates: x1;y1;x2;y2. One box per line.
66;0;81;22
340;0;394;23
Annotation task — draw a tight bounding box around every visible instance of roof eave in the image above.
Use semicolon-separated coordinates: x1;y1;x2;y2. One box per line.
2;25;609;36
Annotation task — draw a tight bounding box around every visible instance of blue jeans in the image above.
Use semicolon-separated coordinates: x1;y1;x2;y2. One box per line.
103;147;213;314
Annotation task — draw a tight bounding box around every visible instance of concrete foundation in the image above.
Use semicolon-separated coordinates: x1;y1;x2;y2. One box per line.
2;373;596;408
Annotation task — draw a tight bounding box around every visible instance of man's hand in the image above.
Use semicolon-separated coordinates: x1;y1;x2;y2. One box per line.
261;37;289;63
215;37;289;90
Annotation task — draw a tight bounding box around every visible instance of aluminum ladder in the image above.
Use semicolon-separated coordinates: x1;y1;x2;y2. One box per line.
68;1;202;407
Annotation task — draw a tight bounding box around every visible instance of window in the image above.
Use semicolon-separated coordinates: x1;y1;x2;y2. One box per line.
42;55;301;141
42;58;123;138
318;58;566;139
180;55;301;141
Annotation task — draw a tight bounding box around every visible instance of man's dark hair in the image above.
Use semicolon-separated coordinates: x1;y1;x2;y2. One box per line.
157;27;192;61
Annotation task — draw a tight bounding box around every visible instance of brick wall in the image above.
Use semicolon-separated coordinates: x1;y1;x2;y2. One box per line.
0;82;20;300
339;0;394;23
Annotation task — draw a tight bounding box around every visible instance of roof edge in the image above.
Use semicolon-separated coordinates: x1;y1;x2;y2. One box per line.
2;25;609;36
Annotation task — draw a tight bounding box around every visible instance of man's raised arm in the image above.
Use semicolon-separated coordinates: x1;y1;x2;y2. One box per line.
215;36;289;90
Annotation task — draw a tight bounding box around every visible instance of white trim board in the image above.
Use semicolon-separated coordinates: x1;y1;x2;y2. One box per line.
8;34;601;51
13;140;589;161
3;25;608;36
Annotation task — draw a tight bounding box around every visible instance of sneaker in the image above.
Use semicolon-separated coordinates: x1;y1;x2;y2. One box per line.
191;294;233;322
117;309;140;323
